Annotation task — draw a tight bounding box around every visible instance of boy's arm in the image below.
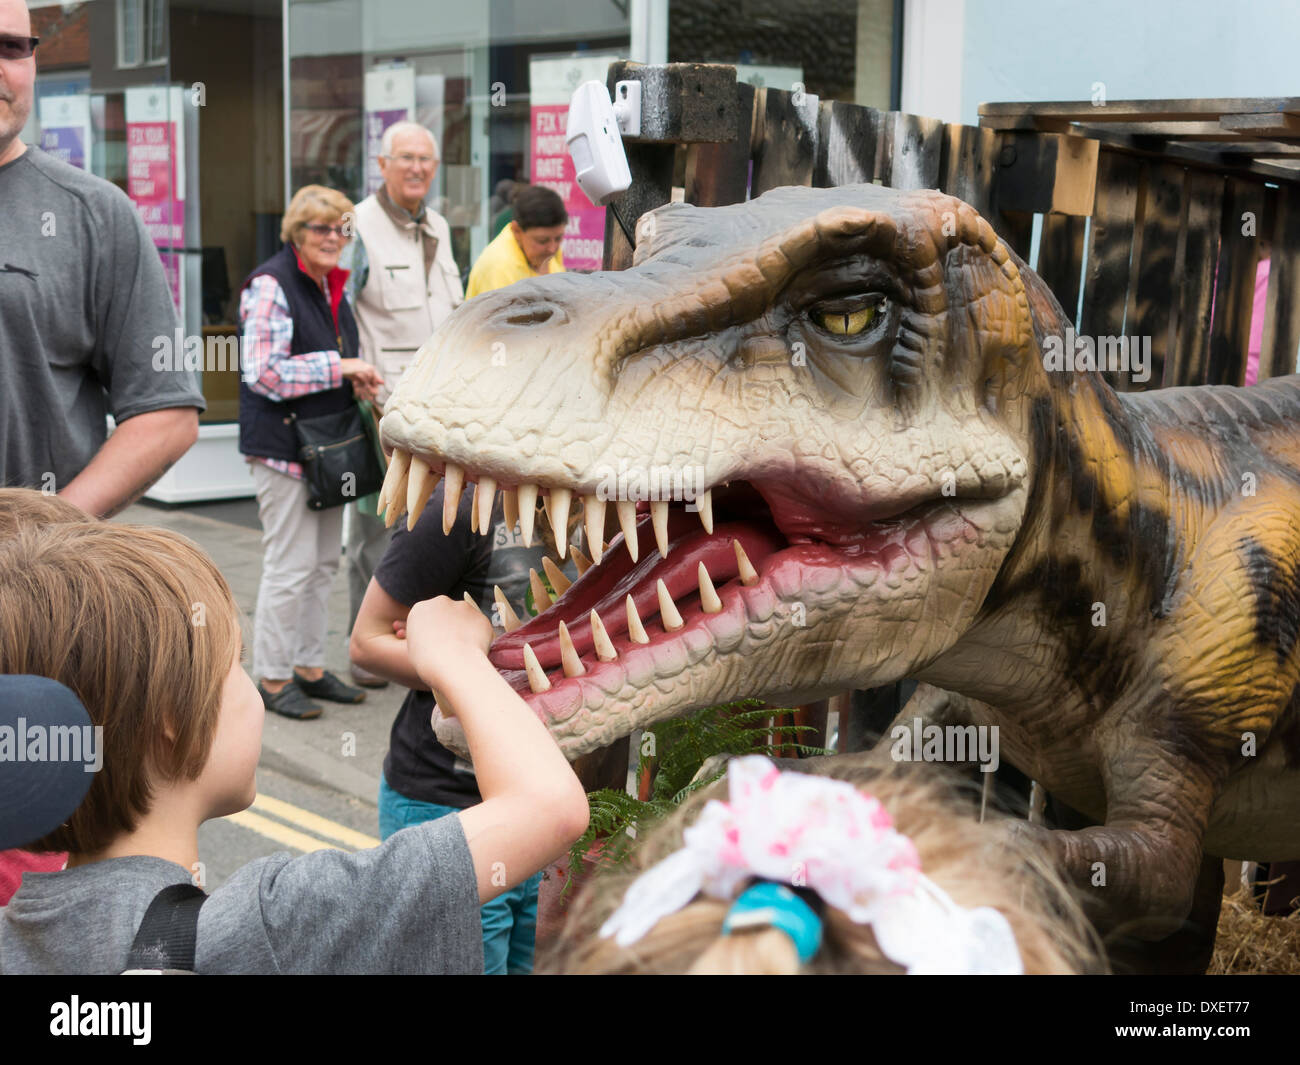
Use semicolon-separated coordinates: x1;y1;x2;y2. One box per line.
405;597;589;904
348;578;423;689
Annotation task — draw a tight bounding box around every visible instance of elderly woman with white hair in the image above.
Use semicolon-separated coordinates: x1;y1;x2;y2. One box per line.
238;184;385;719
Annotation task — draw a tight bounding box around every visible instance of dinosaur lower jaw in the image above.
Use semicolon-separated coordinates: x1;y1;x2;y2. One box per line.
487;480;983;724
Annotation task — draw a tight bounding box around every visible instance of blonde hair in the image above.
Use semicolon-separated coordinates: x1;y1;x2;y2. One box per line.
0;487;89;540
0;523;241;854
542;753;1104;975
280;184;355;245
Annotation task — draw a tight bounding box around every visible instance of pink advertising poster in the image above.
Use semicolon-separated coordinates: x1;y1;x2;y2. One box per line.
528;55;621;273
125;87;185;311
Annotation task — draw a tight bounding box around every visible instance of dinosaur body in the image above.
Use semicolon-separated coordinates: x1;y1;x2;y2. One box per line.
377;183;1300;931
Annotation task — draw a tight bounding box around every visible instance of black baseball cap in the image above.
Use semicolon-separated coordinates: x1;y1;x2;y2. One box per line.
0;675;97;850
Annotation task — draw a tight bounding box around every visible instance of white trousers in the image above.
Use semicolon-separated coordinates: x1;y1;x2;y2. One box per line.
251;462;344;680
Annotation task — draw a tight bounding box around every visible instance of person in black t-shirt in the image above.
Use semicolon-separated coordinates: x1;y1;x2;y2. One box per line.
350;480;561;973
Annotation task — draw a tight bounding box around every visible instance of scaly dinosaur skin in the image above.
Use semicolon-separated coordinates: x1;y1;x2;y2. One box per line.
378;183;1300;931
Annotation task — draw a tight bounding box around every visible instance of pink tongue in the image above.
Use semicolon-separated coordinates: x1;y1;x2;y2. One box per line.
489;516;783;671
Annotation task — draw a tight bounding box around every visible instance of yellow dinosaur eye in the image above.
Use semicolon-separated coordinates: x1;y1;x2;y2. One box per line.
815;305;877;336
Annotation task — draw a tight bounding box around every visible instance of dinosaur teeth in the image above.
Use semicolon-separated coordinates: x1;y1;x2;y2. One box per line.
377;448;409;514
462;591;483;614
517;483;538;547
571;546;593;575
442;463;464;535
529;568;553;612
494;585;521;632
407;456;437;532
558;621;585;677
542;555;572;596
583;495;605;563
696;488;713;535
657;578;684;631
615;500;639;564
626;594;650;644
548;487;572;559
469;481;479;534
590;610;618;661
475;476;496;536
523;643;551;693
502;486;519;535
698;562;722;614
651;500;670;558
384;458;411;528
733;539;760;586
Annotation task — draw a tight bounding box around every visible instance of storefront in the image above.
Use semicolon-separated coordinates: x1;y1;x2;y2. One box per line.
21;0;898;501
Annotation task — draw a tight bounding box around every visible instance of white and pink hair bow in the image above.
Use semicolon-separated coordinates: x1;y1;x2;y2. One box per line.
598;755;1023;975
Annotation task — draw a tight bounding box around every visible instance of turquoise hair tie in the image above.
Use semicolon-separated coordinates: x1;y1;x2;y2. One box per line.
722;882;823;963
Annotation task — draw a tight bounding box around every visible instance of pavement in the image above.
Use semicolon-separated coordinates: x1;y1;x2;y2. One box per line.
113;497;400;812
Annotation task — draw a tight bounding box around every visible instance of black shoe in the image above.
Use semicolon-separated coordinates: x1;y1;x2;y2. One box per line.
294;670;366;704
259;681;323;720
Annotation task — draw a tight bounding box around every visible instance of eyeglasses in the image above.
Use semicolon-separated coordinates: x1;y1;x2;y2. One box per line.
388;153;436;169
303;223;347;238
0;35;39;60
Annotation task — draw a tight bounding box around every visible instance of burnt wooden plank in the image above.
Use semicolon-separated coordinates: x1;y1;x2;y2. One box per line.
1260;186;1300;380
979;97;1300;128
602;142;676;271
605;61;739;143
1036;213;1087;325
684;80;757;207
1125;162;1186;391
1079;151;1143;389
1207;178;1266;385
993;132;1099;216
880;111;944;190
814;100;883;188
1167;170;1225;386
751;86;820;195
938;123;997;218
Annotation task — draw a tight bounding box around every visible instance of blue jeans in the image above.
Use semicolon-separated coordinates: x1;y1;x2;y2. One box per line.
378;775;542;975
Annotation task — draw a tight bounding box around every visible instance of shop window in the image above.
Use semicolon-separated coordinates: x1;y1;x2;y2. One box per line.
117;0;167;68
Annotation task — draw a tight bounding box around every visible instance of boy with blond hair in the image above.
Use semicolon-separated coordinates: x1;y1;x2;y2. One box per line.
0;521;587;973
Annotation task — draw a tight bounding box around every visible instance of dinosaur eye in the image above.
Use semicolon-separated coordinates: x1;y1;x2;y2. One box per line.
810;298;883;337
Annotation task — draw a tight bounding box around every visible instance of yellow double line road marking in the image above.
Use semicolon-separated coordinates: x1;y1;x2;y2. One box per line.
223;793;380;853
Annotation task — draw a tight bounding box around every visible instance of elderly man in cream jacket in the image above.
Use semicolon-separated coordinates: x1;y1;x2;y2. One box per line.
344;121;463;687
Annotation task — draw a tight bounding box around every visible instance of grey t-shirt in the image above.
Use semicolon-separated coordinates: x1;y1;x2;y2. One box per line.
0;146;205;491
0;817;483;974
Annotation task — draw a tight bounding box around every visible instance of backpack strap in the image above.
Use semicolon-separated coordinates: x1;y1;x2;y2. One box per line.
122;883;208;974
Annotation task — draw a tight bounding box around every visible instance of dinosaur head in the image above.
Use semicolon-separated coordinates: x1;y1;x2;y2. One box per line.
381;184;1046;758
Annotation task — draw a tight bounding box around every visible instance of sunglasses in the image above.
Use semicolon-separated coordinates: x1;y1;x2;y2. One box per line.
303;223;347;238
0;35;39;61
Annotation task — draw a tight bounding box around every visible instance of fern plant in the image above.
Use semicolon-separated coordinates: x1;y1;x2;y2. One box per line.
565;700;832;890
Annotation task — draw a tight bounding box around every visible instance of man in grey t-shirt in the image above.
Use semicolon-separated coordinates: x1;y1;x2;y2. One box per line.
0;0;203;516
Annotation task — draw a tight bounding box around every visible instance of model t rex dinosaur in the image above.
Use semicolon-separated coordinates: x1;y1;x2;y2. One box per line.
375;182;1300;946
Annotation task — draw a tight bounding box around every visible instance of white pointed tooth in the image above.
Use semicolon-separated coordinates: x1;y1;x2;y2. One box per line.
571;546;593;575
523;643;551;693
657;578;684;631
494;585;521;632
651;500;670;558
733;539;760;586
548;487;572;559
698;562;723;614
542;556;572;596
558;621;585;677
589;610;617;661
502;486;519;534
407;457;437;532
476;475;496;536
626;595;650;644
442;463;464;535
469;484;479;534
463;591;482;613
384;463;410;527
696;488;714;534
616;500;639;563
517;482;538;547
529;568;553;612
378;448;410;512
583;495;606;563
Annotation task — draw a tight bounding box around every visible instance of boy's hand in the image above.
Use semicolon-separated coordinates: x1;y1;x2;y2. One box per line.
405;595;494;693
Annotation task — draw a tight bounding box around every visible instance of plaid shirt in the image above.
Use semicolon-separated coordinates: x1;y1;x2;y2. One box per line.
239;273;345;479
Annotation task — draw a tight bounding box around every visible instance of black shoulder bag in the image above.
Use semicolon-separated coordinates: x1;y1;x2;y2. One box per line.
291;400;386;511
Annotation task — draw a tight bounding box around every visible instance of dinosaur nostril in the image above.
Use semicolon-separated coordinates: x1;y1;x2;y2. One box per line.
504;307;555;327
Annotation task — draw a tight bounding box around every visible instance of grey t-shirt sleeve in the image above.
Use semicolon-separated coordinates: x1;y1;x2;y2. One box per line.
196;813;483;974
91;181;205;422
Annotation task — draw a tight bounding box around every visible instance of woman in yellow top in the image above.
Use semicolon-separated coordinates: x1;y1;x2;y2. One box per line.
467;185;568;298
